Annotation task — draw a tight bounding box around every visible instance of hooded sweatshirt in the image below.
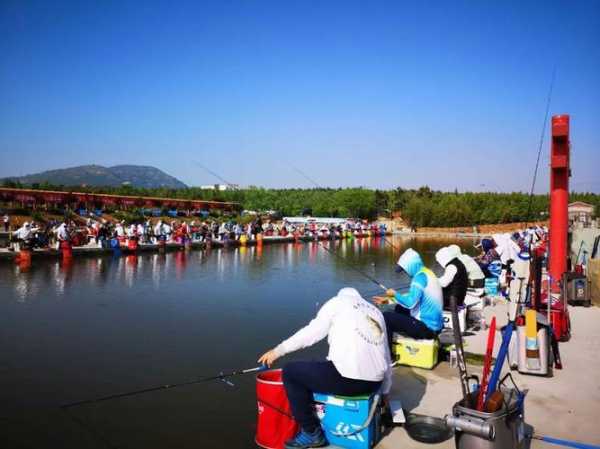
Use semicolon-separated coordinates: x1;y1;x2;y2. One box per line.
393;249;443;332
436;246;468;308
448;244;485;292
273;287;392;394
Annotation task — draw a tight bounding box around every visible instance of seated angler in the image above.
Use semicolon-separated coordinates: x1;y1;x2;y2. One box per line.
374;249;443;349
475;238;501;274
435;246;468;310
447;244;485;305
258;287;392;449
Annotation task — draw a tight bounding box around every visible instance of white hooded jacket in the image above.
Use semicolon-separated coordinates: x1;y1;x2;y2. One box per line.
273;288;392;394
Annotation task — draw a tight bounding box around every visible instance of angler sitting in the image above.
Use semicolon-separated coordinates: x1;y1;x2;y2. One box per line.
436;246;468;309
447;244;485;306
258;287;392;449
374;249;443;348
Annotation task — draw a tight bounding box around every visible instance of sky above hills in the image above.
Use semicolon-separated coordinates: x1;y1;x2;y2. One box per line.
1;1;598;192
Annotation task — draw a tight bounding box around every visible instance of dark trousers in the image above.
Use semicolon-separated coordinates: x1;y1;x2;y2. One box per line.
283;361;381;433
383;306;437;350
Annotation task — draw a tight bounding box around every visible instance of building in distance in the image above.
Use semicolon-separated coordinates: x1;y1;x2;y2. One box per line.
199;184;239;191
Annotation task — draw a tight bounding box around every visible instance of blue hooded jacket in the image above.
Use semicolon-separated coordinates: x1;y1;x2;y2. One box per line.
394;249;443;332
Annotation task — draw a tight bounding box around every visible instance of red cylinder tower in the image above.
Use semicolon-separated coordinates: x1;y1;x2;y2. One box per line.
548;114;570;290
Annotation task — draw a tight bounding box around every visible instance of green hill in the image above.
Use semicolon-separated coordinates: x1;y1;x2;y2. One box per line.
3;164;187;189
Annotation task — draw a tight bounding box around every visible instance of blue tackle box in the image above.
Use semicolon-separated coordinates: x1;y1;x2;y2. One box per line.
313;393;381;449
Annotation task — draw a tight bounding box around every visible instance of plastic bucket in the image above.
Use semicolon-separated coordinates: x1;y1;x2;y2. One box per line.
127;238;138;251
17;249;32;267
256;369;298;449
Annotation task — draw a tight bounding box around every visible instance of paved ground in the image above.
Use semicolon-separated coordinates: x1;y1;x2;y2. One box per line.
378;302;600;449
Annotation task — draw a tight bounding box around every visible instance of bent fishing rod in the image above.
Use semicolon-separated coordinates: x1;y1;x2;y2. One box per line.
61;365;266;409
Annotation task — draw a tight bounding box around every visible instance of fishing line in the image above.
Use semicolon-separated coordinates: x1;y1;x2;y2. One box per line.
61;407;120;449
525;67;556;224
288;164;324;190
193;160;236;188
317;241;388;291
61;366;265;409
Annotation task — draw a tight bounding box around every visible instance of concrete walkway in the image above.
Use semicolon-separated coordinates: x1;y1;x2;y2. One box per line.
379;303;600;448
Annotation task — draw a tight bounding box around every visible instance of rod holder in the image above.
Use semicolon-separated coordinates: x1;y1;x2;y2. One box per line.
444;415;495;440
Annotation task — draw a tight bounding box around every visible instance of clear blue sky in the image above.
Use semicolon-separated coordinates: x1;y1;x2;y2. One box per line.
1;0;598;192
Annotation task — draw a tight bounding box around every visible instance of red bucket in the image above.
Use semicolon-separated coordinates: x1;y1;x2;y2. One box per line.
127;238;138;250
256;369;298;449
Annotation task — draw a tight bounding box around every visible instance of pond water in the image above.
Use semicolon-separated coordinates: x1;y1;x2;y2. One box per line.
0;236;476;449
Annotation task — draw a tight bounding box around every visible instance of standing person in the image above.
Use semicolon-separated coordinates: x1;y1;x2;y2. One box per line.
258;287;392;449
435;246;469;309
153;220;164;243
54;221;70;249
3;214;9;232
12;222;33;251
374;249;443;348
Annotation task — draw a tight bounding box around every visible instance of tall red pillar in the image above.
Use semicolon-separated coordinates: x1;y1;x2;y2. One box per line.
548;114;570;289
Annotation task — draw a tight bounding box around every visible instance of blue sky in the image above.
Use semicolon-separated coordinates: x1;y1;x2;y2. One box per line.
1;1;598;192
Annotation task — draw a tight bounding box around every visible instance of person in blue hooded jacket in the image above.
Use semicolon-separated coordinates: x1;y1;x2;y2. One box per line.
374;248;443;348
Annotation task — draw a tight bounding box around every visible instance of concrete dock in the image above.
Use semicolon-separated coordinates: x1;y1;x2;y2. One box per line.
380;302;600;448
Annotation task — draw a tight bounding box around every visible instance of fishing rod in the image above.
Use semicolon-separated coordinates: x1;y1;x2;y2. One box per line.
525;67;556;225
318;241;389;292
289;164;324;190
362;283;410;298
193;161;236;188
61;365;266;409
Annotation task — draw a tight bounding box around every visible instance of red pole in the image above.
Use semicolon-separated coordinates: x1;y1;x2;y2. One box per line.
548;114;570;290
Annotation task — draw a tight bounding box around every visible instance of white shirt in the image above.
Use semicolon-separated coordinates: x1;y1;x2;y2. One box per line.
56;224;69;241
438;264;457;288
274;288;392;394
14;226;32;240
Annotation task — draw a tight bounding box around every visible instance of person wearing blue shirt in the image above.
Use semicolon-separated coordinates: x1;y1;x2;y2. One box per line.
374;248;443;348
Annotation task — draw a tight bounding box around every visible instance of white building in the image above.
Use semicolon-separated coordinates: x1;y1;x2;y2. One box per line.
568;201;595;228
199;184;239;191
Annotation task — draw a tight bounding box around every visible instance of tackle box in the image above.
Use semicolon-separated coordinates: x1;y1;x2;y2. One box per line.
392;333;439;369
313;393;382;449
442;306;467;333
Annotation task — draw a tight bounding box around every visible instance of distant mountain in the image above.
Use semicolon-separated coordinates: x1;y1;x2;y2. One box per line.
3;164;187;189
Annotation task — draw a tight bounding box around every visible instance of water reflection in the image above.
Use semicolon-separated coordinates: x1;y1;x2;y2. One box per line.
0;235;478;449
1;236;477;304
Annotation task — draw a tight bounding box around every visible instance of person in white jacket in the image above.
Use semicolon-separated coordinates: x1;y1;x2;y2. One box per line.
258;287;392;449
447;244;486;306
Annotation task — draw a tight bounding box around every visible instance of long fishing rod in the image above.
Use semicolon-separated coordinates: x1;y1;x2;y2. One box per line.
61;365;265;409
318;241;388;292
289;164;324;190
193;161;236;188
362;283;410;298
525;67;556;224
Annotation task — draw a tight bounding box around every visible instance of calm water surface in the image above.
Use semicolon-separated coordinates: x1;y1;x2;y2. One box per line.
0;236;475;449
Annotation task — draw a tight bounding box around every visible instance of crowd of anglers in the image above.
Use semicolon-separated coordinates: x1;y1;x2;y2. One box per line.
5;215;389;252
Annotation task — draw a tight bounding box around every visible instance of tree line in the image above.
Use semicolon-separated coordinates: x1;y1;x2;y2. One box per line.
3;180;598;227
